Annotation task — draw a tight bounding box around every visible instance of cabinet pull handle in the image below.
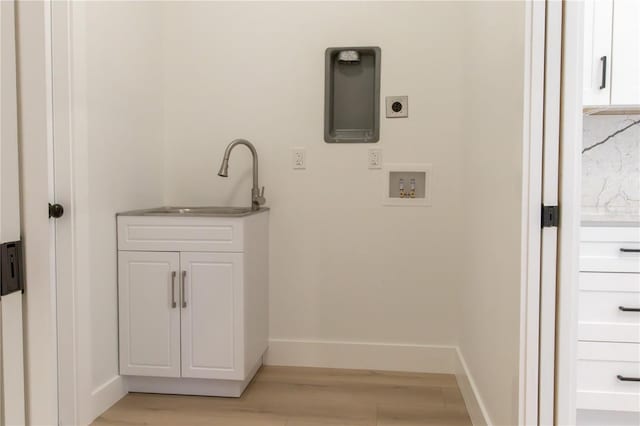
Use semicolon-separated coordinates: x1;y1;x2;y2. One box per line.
619;306;640;312
617;375;640;382
599;56;607;89
181;270;187;308
620;248;640;253
171;271;177;308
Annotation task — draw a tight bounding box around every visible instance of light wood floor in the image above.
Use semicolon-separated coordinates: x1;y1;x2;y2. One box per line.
93;366;472;426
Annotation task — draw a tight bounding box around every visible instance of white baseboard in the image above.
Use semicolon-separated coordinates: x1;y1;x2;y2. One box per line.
265;338;457;374
90;375;128;424
454;347;492;426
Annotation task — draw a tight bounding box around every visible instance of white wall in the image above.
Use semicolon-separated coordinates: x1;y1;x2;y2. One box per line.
459;2;526;426
162;1;467;351
73;1;165;419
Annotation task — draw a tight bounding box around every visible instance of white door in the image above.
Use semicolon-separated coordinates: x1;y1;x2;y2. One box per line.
180;252;244;380
0;1;26;424
119;251;181;377
610;0;640;105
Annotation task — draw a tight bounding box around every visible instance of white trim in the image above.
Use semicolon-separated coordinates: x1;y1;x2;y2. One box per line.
90;376;127;423
265;338;457;374
519;1;545;425
51;2;98;425
455;347;491;426
555;1;585;425
13;1;58;424
539;1;564;424
0;1;25;423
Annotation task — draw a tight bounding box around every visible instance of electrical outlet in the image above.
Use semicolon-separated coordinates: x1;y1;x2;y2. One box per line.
368;149;382;169
292;148;306;169
386;96;409;118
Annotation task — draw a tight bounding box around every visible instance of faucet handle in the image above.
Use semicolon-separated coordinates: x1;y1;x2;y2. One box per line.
260;186;265;198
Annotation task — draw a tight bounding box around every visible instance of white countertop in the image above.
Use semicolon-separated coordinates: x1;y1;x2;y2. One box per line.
581;207;640;227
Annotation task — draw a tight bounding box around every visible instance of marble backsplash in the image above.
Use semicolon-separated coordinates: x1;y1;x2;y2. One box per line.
582;114;640;220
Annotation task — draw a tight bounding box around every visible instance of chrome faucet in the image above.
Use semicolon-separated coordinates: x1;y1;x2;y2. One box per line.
217;139;266;211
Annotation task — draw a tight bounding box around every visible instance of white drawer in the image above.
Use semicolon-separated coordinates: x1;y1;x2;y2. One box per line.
117;216;244;252
577;342;640;412
579;273;640;343
580;227;640;273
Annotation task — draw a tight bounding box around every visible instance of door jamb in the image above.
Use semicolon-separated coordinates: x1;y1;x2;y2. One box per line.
555;2;584;425
519;1;546;425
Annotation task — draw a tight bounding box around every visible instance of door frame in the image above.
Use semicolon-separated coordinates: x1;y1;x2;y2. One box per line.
13;1;59;425
1;1;26;424
555;1;584;425
528;1;585;424
519;0;546;424
25;1;561;424
51;1;96;424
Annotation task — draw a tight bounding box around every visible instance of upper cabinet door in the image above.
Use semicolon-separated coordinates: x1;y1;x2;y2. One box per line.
180;252;244;380
583;0;613;106
611;0;640;105
119;251;181;377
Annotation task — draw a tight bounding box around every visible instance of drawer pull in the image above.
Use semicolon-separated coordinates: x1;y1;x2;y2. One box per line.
599;56;607;89
618;306;640;312
181;270;187;308
171;271;177;308
617;375;640;382
620;248;640;253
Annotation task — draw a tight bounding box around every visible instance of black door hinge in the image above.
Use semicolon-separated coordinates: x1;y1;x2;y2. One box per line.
541;205;559;228
1;240;25;296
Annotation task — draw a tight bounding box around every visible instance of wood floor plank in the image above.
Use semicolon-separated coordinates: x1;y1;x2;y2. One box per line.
257;366;458;388
92;366;470;426
376;405;472;426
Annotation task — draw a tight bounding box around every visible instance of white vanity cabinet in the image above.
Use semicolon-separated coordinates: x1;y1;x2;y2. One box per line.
583;0;640;106
577;225;640;420
117;210;268;396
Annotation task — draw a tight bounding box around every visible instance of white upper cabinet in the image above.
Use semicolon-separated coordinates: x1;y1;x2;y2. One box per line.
583;0;613;106
611;0;640;104
583;0;640;106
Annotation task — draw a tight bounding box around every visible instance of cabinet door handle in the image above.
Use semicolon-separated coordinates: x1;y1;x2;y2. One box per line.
617;375;640;382
181;270;187;308
599;56;607;89
619;306;640;312
171;271;177;308
620;248;640;253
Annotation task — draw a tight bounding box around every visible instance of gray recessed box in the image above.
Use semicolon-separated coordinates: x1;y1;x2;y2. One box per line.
324;46;381;143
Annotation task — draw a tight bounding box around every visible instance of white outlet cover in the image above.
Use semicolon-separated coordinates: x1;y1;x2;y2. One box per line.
386;96;409;118
292;148;306;169
368;149;382;169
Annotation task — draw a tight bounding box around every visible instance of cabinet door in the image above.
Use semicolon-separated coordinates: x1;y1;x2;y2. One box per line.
119;251;181;377
180;252;244;380
611;0;640;105
583;0;613;106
